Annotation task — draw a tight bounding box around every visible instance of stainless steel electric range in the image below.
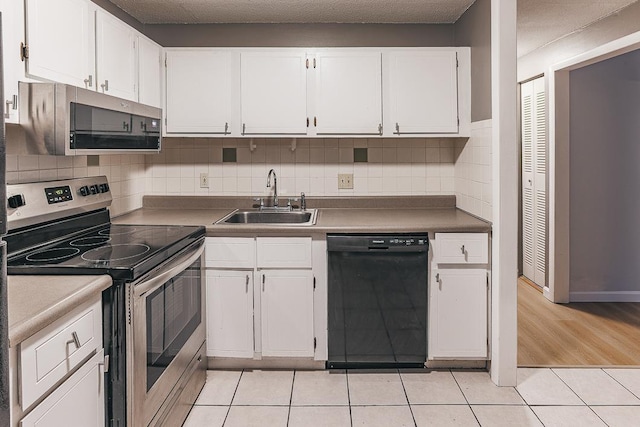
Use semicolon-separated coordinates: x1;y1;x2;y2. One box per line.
5;176;206;427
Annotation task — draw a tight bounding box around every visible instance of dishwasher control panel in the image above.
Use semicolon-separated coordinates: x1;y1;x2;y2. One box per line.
370;237;428;247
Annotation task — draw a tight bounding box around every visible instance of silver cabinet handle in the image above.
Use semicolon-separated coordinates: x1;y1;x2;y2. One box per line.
461;245;466;254
245;274;250;292
224;122;229;134
84;75;93;88
435;273;440;282
71;331;81;349
242;123;246;135
101;80;109;92
378;123;383;135
98;355;110;373
5;94;17;118
262;274;265;291
395;122;400;135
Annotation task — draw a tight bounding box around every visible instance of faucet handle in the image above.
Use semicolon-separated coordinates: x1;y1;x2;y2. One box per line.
252;197;264;209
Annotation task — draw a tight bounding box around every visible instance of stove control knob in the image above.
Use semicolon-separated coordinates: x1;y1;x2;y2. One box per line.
8;194;26;208
79;186;90;196
99;183;110;193
90;185;99;195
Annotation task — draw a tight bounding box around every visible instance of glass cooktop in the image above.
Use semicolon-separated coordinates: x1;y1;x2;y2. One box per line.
7;224;205;281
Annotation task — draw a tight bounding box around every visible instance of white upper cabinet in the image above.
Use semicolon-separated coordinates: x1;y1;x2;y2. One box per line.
166;49;235;134
385;50;459;134
24;0;95;89
240;50;308;135
95;9;137;101
137;36;162;108
0;0;25;123
314;50;382;135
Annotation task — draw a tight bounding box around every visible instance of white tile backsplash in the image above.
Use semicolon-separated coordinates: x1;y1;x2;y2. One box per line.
455;119;493;221
145;138;457;197
6;153;146;218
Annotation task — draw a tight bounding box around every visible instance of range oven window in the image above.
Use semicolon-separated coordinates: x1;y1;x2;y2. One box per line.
145;257;201;391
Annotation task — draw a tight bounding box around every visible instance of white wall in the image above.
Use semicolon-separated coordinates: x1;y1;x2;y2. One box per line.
568;49;640;301
144;137;456;198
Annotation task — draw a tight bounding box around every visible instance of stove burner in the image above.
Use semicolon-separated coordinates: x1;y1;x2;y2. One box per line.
26;247;81;262
81;244;151;262
70;236;111;247
98;227;138;236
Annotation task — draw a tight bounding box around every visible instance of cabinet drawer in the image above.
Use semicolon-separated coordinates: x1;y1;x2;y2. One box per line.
20;350;105;427
435;233;488;265
206;237;256;268
20;299;102;410
256;237;312;268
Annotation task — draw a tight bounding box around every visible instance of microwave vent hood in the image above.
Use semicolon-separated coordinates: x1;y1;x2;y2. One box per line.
18;82;162;156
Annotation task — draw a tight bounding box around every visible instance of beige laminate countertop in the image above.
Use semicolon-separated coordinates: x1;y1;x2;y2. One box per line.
113;207;491;235
8;275;112;347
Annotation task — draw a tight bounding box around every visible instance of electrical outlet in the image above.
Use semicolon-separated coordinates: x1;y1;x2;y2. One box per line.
199;173;209;188
338;173;354;189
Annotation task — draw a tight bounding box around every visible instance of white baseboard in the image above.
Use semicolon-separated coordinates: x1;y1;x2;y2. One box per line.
570;291;640;302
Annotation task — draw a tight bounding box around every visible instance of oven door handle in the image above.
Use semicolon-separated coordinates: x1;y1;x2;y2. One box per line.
134;242;204;297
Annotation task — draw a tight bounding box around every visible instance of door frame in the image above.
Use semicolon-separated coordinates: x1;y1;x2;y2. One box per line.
547;31;640;303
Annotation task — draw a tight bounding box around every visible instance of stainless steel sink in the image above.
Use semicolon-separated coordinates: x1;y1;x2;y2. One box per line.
216;209;317;226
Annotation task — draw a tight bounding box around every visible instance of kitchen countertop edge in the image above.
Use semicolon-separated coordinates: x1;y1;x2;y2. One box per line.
8;275;113;347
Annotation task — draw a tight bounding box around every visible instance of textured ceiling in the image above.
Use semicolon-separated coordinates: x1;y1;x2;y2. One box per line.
517;0;638;57
107;0;640;56
107;0;476;24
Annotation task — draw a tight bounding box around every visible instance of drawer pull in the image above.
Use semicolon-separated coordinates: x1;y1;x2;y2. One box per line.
461;245;466;254
69;331;81;349
99;355;110;373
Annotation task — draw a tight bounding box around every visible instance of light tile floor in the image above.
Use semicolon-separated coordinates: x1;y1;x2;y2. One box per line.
183;368;640;426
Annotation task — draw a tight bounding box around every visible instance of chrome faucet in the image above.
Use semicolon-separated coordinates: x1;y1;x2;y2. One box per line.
300;192;306;211
267;169;278;207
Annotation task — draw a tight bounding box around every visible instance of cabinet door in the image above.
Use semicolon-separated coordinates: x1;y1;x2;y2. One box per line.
95;9;137;101
206;270;254;358
240;50;307;135
429;269;487;359
166;49;234;134
386;50;458;134
24;0;95;89
261;270;314;357
20;350;105;427
138;36;162;108
1;0;24;123
315;51;382;135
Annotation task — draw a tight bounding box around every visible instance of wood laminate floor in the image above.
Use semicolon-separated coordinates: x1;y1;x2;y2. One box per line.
518;277;640;367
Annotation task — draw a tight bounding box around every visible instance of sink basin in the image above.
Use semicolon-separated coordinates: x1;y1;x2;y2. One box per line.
216;209;317;226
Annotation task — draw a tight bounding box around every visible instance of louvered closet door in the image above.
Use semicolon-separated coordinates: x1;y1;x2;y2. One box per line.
521;77;547;287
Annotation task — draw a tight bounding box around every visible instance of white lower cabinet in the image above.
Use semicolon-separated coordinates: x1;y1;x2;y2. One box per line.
260;270;314;357
10;298;106;427
429;233;489;359
429;269;487;358
20;350;105;427
205;237;317;360
206;270;254;358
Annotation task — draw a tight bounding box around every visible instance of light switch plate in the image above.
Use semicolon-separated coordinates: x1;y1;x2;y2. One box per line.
338;173;353;189
200;173;209;188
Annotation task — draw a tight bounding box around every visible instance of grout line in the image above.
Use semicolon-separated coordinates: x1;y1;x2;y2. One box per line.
450;369;482;426
602;368;640;401
286;370;296;426
222;369;244;426
397;368;418;427
346;369;353;427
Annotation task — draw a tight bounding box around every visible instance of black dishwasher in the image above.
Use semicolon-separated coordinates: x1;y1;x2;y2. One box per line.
327;234;428;369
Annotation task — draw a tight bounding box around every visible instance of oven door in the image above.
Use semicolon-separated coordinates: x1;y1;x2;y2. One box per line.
128;239;205;427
